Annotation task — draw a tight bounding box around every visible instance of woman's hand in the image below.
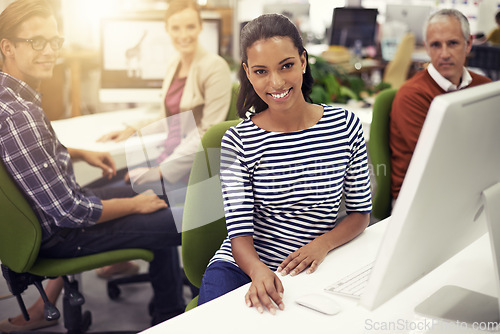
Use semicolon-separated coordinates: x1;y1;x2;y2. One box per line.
245;265;285;315
125;166;161;185
231;236;285;315
277;212;370;276
277;238;330;276
97;127;136;142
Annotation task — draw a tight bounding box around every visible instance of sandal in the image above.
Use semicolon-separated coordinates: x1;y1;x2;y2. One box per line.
95;261;140;279
0;317;58;333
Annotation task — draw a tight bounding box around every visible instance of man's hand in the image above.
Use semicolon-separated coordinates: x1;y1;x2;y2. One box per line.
132;189;169;214
69;148;116;180
97;127;136;142
98;189;168;223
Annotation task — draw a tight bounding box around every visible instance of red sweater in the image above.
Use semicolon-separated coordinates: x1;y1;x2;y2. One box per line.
389;69;491;199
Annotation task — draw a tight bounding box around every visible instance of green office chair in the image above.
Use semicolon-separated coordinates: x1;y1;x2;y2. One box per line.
225;83;241;121
181;119;241;311
368;88;398;221
0;161;154;333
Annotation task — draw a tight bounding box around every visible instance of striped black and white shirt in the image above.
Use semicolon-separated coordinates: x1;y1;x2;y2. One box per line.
210;105;372;271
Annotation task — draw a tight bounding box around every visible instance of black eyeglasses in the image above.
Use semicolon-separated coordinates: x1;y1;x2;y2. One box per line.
9;37;64;51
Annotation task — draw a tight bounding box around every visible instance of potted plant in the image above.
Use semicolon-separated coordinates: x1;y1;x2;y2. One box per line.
309;55;390;105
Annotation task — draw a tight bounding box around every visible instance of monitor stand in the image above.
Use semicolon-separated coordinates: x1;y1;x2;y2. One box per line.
414;182;500;327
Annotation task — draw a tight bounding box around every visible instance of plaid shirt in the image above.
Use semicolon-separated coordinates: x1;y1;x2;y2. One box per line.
0;72;102;242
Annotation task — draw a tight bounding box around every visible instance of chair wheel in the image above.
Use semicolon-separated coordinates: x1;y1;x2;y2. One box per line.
148;300;154;316
67;310;91;334
107;282;121;300
82;310;91;332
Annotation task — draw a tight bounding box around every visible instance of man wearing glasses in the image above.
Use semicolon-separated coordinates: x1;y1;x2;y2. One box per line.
0;0;185;331
7;36;64;51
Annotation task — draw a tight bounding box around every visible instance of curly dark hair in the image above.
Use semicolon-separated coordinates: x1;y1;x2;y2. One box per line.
236;14;314;119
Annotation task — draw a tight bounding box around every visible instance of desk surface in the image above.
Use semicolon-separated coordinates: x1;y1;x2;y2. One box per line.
53;104;371;150
140;219;496;334
52;107;165;185
52;107;162;154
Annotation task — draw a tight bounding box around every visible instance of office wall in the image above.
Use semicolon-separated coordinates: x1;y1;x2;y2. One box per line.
0;0;12;10
363;0;500;36
476;0;500;36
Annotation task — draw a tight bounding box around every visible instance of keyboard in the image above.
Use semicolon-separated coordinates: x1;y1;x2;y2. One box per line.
324;262;373;298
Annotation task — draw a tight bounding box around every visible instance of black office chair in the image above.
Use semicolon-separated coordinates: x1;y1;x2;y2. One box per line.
79;170;187;302
105;264;196;302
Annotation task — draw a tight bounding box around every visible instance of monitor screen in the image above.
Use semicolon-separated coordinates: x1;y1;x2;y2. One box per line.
262;3;310;24
360;80;500;323
99;13;221;104
329;7;378;48
385;4;433;46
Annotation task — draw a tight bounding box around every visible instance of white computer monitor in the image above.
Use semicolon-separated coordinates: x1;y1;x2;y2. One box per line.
385;4;433;46
99;13;221;105
360;80;500;324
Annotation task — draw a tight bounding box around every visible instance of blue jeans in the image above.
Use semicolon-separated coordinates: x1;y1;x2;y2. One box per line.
198;261;251;305
39;181;184;323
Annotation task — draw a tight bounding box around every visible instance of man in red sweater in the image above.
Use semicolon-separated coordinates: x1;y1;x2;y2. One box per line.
389;8;491;201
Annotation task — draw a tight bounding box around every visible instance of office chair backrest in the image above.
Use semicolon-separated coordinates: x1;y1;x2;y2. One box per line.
368;88;397;220
182;120;241;288
382;33;415;90
468;44;500;70
467;44;500;80
225;83;241;121
0;161;41;273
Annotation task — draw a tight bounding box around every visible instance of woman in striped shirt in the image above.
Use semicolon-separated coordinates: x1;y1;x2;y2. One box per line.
197;13;372;314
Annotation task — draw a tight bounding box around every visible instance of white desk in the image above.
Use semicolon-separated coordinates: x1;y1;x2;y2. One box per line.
53;105;372;186
52;108;165;185
140;219;497;334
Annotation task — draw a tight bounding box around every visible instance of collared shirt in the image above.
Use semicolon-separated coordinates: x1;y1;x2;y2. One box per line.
0;72;102;242
427;63;473;92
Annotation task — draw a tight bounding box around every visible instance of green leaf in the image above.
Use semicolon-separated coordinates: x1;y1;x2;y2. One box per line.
310;85;331;104
323;74;340;96
340;86;358;102
309;54;375;104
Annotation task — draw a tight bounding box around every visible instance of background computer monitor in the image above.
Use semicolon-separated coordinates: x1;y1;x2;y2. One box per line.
99;13;221;105
360;80;500;323
385;4;433;46
262;2;310;32
329;7;378;48
262;3;310;22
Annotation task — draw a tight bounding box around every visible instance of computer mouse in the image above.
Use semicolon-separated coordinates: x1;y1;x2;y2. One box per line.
295;293;342;315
